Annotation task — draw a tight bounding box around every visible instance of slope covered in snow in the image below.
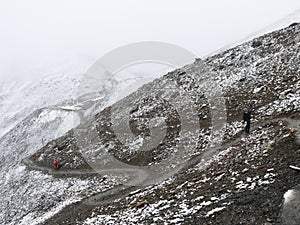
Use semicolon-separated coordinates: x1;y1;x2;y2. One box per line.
1;23;300;224
76;23;300;225
0;57;169;224
0;74;80;138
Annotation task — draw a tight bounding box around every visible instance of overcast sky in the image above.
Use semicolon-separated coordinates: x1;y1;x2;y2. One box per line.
1;0;300;82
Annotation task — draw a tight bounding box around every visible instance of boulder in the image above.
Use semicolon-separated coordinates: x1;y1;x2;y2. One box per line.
134;200;149;208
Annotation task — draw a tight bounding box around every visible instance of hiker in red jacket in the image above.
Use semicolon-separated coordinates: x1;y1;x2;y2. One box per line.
53;160;59;170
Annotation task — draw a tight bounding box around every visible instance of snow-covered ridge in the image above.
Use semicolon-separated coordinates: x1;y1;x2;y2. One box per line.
0;73;81;138
79;23;300;224
1;23;300;224
0;57;167;224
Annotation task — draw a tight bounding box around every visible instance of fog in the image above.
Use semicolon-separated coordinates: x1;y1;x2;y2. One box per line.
1;0;300;82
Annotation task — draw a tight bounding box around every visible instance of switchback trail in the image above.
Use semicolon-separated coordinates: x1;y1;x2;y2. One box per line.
22;117;296;225
22;157;99;176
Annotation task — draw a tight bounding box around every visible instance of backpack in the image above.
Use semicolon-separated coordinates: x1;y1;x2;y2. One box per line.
243;112;251;122
243;112;247;122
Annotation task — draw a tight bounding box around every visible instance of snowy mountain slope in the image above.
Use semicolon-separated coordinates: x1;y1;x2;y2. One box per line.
0;108;76;169
205;22;300;121
1;23;300;224
19;23;300;225
72;26;300;224
0;58;170;224
80;23;300;225
0;73;91;224
0;74;80;138
0;86;136;224
206;9;300;58
31;22;300;172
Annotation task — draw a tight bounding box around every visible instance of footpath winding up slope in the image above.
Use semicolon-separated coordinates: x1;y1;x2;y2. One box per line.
26;23;300;224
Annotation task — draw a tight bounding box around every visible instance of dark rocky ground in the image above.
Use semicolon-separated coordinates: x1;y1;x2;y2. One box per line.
66;115;299;225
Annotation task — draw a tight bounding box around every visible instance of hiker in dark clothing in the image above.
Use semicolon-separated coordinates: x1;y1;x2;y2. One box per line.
243;109;252;134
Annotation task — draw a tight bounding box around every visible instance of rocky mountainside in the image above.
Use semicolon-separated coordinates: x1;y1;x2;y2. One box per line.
2;23;300;224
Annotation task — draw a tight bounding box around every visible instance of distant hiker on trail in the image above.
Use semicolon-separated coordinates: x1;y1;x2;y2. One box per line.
243;109;253;134
53;160;59;170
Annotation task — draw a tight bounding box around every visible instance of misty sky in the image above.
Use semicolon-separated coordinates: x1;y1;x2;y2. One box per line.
1;0;300;81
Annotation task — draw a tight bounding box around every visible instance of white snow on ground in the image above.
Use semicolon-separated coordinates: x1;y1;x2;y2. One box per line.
81;121;292;224
10;168;88;225
205;206;226;217
284;190;296;204
81;23;300;224
0;73;80;139
1;21;300;224
4;166;124;225
207;10;300;58
0;61;168;224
